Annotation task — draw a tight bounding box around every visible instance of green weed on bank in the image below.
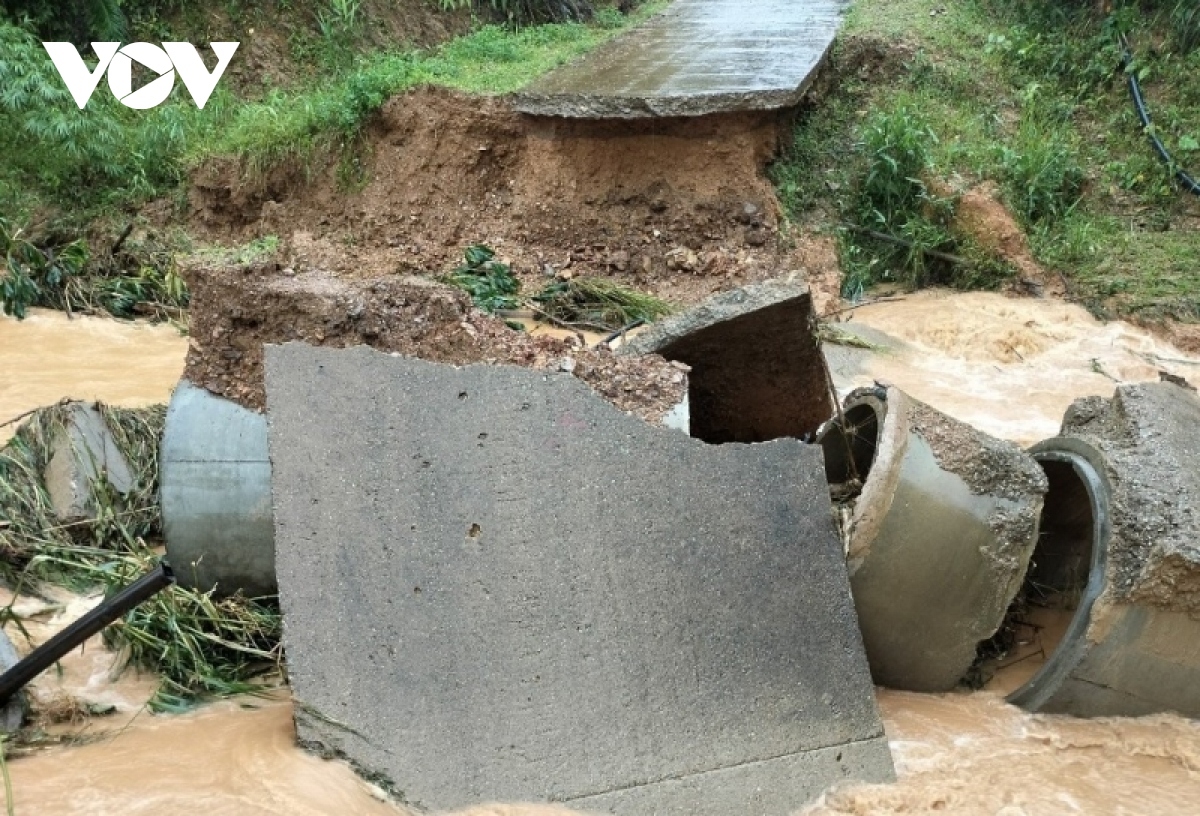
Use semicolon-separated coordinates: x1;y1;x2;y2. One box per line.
771;0;1200;320
0;3;660;222
205;4;661;176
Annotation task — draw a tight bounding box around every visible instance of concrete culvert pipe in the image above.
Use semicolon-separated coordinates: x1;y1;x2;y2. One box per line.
817;385;1048;692
160;380;276;597
989;382;1200;718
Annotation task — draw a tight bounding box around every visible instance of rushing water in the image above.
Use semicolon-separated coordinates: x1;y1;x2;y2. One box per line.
828;290;1200;445
0;308;187;443
3;293;1200;815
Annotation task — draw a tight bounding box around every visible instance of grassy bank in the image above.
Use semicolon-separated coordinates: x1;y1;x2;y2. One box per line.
0;1;657;318
771;0;1200;324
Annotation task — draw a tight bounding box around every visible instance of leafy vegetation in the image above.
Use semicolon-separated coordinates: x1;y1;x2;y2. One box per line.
0;218;87;319
443;244;672;329
771;0;1200;321
0;218;188;319
443;244;522;313
0;405;281;711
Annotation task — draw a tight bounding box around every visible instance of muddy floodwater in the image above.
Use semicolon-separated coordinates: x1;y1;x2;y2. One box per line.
0;308;187;443
3;292;1200;815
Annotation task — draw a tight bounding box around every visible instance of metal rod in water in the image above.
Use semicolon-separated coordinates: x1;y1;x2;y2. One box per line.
0;561;175;705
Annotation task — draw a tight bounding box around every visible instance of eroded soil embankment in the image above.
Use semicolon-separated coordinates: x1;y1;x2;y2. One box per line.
189;87;841;308
182;264;685;419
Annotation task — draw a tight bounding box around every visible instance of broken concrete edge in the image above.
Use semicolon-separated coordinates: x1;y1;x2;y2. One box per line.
1058;384;1200;616
1005;383;1200;718
44;402;137;524
181;262;687;425
268;343;892;813
817;385;1047;692
512;0;842;120
295;701;892;815
621;279;833;443
512;83;821;120
622;279;814;357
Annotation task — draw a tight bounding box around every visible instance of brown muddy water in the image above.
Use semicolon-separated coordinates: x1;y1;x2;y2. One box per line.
3;292;1200;815
0;308;187;443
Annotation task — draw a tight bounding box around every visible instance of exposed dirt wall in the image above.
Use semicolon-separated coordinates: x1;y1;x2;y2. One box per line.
182;263;686;423
189;87;832;307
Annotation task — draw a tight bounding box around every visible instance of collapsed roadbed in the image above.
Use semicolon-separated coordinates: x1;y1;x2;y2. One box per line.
169;268;1200;816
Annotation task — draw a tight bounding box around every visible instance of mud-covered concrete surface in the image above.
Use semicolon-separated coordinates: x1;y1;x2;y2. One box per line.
515;0;847;118
266;345;893;814
181;263;686;422
623;280;833;442
1059;383;1200;616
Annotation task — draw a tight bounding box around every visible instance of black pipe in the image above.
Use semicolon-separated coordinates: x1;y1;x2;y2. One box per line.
1120;33;1200;197
0;561;175;705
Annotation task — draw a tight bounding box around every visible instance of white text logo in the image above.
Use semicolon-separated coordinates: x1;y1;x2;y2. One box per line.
42;42;239;110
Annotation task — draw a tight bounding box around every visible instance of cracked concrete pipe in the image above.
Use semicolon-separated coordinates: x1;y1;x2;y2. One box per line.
160;380;276;597
997;382;1200;717
817;385;1048;692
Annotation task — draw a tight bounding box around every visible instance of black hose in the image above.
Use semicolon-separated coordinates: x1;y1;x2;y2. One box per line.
0;561;175;705
1120;33;1200;197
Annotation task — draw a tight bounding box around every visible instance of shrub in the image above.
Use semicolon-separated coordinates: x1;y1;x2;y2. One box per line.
856;106;937;228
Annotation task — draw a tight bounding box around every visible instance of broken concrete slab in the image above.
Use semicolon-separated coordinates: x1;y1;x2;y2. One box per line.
514;0;848;118
621;280;833;443
1002;382;1200;718
172;266;688;596
44;403;136;523
160;380;275;597
266;343;894;814
817;386;1048;692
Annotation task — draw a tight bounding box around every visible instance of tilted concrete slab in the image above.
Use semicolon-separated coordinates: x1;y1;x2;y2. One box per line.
266;344;893;814
1005;383;1200;718
622;281;833;444
45;403;136;523
514;0;848;118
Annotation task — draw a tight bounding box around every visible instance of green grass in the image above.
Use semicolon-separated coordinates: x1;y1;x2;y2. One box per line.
0;2;663;221
204;3;664;176
771;0;1200;322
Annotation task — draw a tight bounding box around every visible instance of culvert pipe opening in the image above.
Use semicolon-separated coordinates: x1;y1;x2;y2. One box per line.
818;400;881;504
979;443;1109;703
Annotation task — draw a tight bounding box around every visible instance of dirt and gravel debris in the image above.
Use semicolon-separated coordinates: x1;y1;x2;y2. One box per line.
182;262;686;423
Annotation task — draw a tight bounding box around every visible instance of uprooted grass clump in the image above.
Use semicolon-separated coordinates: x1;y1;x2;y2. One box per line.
443;243;673;330
0;404;281;712
532;277;673;330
